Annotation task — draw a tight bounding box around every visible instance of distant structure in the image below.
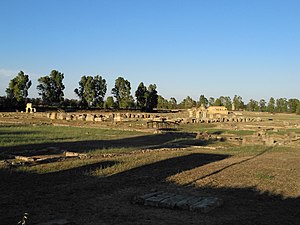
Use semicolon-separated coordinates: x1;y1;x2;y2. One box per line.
187;105;260;123
207;106;229;116
25;103;36;113
189;106;229;120
231;103;235;111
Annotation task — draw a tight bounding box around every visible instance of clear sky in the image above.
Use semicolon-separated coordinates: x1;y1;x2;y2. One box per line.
0;0;299;103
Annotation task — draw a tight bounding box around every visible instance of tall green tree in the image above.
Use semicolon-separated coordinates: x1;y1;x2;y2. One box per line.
247;99;259;111
219;96;232;110
104;96;116;109
112;77;134;109
146;84;158;112
74;75;107;108
135;82;159;111
259;99;267;112
135;82;147;110
267;97;276;113
287;99;300;113
180;96;196;109
296;102;300;115
275;98;288;113
6;71;32;106
208;97;215;106
93;75;107;107
169;97;177;109
233;95;244;110
198;94;208;107
157;95;169;109
37;70;65;105
214;98;222;106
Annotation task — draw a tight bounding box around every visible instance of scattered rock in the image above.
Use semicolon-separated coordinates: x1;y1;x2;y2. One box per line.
64;151;88;159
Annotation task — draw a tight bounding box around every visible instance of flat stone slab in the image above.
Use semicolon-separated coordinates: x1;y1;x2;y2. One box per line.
132;191;223;213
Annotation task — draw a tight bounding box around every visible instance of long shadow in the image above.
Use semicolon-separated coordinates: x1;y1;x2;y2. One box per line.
0;132;198;156
0;130;39;136
0;152;299;225
184;147;274;186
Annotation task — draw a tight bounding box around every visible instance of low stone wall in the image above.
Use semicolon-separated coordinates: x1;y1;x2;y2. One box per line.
186;116;262;124
46;112;157;122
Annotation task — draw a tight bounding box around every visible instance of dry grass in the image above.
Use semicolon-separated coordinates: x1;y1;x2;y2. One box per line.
0;112;299;225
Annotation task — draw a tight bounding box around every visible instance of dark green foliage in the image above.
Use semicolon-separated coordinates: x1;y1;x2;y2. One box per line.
157;95;168;109
146;84;158;112
61;98;79;108
74;75;107;108
104;96;116;109
259;99;267;112
288;99;300;113
179;96;196;109
135;82;147;110
233;95;244;110
157;96;177;109
198;95;208;107
208;97;215;106
6;71;31;107
247;99;259;111
219;96;232;110
112;77;134;109
267;97;275;113
169;97;177;109
37;70;65;105
275;98;288;113
296;103;300;115
135;82;158;111
214;98;222;106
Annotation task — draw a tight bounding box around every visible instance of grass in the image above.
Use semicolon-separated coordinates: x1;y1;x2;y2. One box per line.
256;172;275;180
1;115;299;224
221;145;294;155
226;130;255;135
0;124;143;147
268;128;300;135
179;124;255;136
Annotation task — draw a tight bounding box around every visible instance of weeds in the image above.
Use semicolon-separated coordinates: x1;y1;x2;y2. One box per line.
256;172;275;180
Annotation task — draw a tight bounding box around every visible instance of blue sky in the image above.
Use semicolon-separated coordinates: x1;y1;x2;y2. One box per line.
0;0;299;102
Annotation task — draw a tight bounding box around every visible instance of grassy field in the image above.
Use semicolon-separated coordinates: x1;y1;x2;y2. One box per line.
0;115;299;225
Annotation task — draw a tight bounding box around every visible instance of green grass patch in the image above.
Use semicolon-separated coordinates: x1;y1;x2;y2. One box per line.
89;147;139;155
226;130;255;136
0;125;143;147
268;128;300;135
223;145;293;156
256;172;275;180
179;123;218;132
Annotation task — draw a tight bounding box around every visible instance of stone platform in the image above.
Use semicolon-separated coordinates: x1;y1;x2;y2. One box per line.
132;191;223;213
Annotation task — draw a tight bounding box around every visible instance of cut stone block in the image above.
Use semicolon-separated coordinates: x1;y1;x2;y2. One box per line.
158;194;186;208
144;192;176;207
132;191;222;213
190;197;223;213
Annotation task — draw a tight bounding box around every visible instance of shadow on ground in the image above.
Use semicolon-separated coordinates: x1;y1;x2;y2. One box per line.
0;132;200;156
1;152;299;225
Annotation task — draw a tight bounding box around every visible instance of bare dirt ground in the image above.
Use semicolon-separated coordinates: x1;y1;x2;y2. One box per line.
0;112;299;225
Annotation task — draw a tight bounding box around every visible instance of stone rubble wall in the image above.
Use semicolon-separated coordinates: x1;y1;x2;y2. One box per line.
46;112;158;122
187;107;262;124
44;111;262;124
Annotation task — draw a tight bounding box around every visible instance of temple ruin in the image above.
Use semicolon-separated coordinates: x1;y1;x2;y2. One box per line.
188;106;260;123
25;103;36;113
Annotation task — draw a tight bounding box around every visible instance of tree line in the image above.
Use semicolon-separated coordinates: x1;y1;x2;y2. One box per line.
1;70;300;115
158;94;300;115
1;70;158;112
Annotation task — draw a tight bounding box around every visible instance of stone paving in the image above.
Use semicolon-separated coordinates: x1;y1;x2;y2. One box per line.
132;191;223;213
